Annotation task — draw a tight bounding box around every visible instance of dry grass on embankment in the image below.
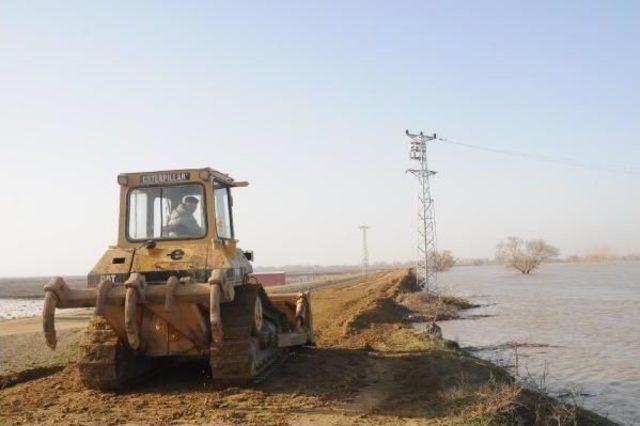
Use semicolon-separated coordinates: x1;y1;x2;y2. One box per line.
0;310;91;388
0;270;612;425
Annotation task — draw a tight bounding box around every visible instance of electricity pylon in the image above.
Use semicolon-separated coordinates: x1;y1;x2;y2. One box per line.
358;225;370;276
405;129;438;292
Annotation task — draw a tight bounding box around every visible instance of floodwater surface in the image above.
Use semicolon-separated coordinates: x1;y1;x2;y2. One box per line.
0;276;85;319
0;298;44;320
437;262;640;425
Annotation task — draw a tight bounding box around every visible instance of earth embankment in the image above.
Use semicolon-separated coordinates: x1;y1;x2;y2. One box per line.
0;270;612;425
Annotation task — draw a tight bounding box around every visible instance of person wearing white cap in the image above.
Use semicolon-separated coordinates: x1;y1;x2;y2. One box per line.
166;196;204;237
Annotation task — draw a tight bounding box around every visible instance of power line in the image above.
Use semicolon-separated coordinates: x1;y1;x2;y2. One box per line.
437;137;639;175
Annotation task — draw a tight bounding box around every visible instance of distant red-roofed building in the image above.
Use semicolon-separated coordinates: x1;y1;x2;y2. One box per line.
253;271;286;286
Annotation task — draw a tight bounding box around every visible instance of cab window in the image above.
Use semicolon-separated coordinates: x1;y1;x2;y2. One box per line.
214;185;233;239
127;184;206;240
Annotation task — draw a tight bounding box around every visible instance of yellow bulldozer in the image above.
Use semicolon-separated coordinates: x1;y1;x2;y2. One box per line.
42;168;313;390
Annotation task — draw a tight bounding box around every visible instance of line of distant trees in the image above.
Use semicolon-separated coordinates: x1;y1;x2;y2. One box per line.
363;250;459;272
564;247;640;263
254;241;638;276
254;250;460;274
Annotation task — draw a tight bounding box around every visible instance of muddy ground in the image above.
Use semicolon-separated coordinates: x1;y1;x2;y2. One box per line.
0;270;612;425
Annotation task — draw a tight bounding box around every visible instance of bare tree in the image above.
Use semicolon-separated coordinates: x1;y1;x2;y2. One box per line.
432;250;456;272
496;237;559;274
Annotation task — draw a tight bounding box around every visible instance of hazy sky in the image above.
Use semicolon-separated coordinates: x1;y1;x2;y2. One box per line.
1;1;639;277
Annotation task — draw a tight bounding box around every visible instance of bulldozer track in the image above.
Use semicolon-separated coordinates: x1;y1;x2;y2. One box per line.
251;350;291;385
77;316;155;391
210;284;289;385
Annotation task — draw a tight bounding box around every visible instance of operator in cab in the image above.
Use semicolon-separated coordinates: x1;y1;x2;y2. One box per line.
167;196;204;237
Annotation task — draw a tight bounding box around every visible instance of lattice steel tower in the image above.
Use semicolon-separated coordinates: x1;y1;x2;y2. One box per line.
405;130;438;292
358;225;370;276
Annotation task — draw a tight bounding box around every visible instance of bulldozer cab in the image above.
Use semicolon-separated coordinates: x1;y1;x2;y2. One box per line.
84;168;252;289
117;168;244;247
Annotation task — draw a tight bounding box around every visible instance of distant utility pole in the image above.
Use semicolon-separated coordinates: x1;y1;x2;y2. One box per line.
405;130;438;292
358;225;370;276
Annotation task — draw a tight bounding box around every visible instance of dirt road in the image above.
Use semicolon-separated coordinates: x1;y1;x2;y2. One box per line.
0;270;611;425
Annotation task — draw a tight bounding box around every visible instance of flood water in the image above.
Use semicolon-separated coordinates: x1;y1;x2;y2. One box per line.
0;298;44;320
437;262;640;425
0;276;85;320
